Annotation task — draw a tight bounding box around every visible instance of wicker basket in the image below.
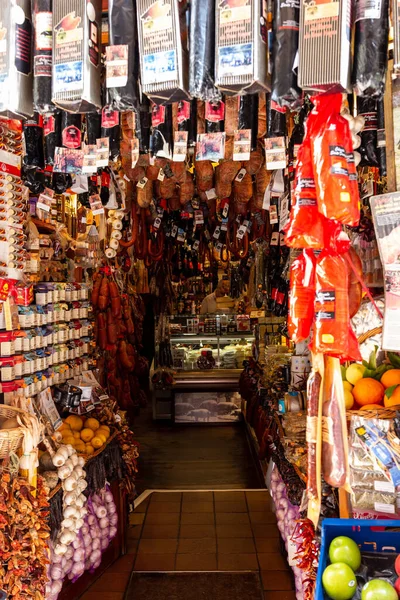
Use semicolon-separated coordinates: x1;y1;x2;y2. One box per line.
0;405;28;459
346;326;400;420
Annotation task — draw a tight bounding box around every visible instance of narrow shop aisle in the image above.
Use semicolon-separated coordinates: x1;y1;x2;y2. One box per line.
134;409;263;493
81;491;295;600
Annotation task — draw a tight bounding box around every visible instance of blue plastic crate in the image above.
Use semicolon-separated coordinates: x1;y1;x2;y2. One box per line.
315;518;400;600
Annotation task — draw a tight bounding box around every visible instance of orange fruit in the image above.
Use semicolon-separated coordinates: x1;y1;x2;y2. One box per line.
381;369;400;389
360;404;384;410
352;378;385;406
84;418;100;431
384;385;400;407
73;431;81;439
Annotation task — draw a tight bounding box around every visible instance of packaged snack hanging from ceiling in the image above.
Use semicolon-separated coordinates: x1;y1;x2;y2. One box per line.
313;250;361;361
0;0;33;119
298;0;351;93
23;114;45;169
107;0;140;111
352;0;389;97
266;94;286;137
288;249;316;343
61;112;82;148
150;103;173;158
238;94;259;151
205;99;225;133
310;94;360;227
215;0;270;94
321;355;351;490
32;0;54;114
271;0;301;108
189;0;220;102
357;96;379;167
52;0;102;112
136;0;189;103
101;108;120;160
43;111;61;166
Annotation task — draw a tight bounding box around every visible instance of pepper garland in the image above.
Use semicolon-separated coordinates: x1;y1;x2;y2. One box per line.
292;518;319;600
0;473;50;600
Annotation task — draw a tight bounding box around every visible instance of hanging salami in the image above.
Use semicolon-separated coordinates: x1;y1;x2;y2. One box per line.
352;0;389;97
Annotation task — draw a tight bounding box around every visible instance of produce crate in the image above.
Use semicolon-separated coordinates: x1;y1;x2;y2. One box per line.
315;518;400;600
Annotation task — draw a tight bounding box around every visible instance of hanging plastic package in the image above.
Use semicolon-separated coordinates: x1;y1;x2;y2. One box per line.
298;0;351;93
288;249;316;343
310;94;360;227
136;0;190;103
150;104;173;159
357;97;379;167
189;0;219;102
23;114;45;169
352;0;389;97
271;0;301;108
215;0;270;94
61;112;82;148
32;0;53;114
238;94;259;151
43;110;61;166
52;0;101;112
0;0;33;118
107;0;140;111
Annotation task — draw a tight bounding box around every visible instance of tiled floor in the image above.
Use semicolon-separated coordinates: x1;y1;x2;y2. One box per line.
81;491;296;600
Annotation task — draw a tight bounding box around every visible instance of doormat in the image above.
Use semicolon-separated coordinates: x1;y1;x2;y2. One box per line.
125;572;264;600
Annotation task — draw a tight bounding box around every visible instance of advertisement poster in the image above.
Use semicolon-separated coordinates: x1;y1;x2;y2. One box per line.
370;192;400;350
175;391;242;423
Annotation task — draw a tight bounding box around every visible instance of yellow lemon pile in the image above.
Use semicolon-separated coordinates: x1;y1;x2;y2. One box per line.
59;415;111;455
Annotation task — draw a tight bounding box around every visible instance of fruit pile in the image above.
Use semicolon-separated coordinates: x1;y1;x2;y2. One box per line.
342;351;400;411
59;415;111;455
322;535;399;600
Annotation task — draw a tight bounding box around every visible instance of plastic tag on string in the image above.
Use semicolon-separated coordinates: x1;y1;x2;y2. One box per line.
131;138;139;168
177;228;186;242
171;224;178;238
194;210;204;225
270;231;280;246
192;239;200;251
279;194;290;231
157;168;165;181
213;226;221;239
269;205;278;224
137;176;148;189
221;218;228;231
206;188;217;200
221;199;229;218
237;224;247;239
215;241;223;252
153;216;162;229
244;219;251;232
235;168;246;182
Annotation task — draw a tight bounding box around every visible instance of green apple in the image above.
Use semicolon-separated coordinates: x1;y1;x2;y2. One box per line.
329;536;361;571
322;563;357;600
361;579;398;600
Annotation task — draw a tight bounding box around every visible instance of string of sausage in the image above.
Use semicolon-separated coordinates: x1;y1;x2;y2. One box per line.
148;228;165;261
134;209;148;260
226;222;249;259
119;203;138;248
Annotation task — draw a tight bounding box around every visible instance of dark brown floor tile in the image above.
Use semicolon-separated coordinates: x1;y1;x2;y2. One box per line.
180;524;216;539
217;553;259;571
134;498;150;513
249;511;277;524
181;512;215;525
217;538;256;554
264;592;296;600
252;524;280;538
134;553;176;572
141;523;180;539
145;512;180;525
138;538;178;554
183;491;214;501
107;554;136;573
247;500;273;513
213;491;246;502
129;513;146;525
258;553;290;571
181;501;214;514
178;538;217;554
216;512;250;525
214;501;247;513
216;523;253;538
255;538;282;554
246;491;269;501
147;501;181;514
127;538;139;553
150;492;182;503
176;553;217;571
81;593;124;600
128;525;143;539
90;572;130;592
261;570;294;590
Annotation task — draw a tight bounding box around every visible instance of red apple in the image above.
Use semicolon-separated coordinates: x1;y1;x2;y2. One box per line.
394;578;400;598
396;555;400;577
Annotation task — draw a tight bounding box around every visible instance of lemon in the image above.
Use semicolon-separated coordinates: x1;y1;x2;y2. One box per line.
63;435;75;445
84;417;100;431
65;415;84;432
344;390;354;410
346;363;366;386
85;444;94;455
73;431;81;439
81;428;95;443
343;381;353;393
91;436;103;449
